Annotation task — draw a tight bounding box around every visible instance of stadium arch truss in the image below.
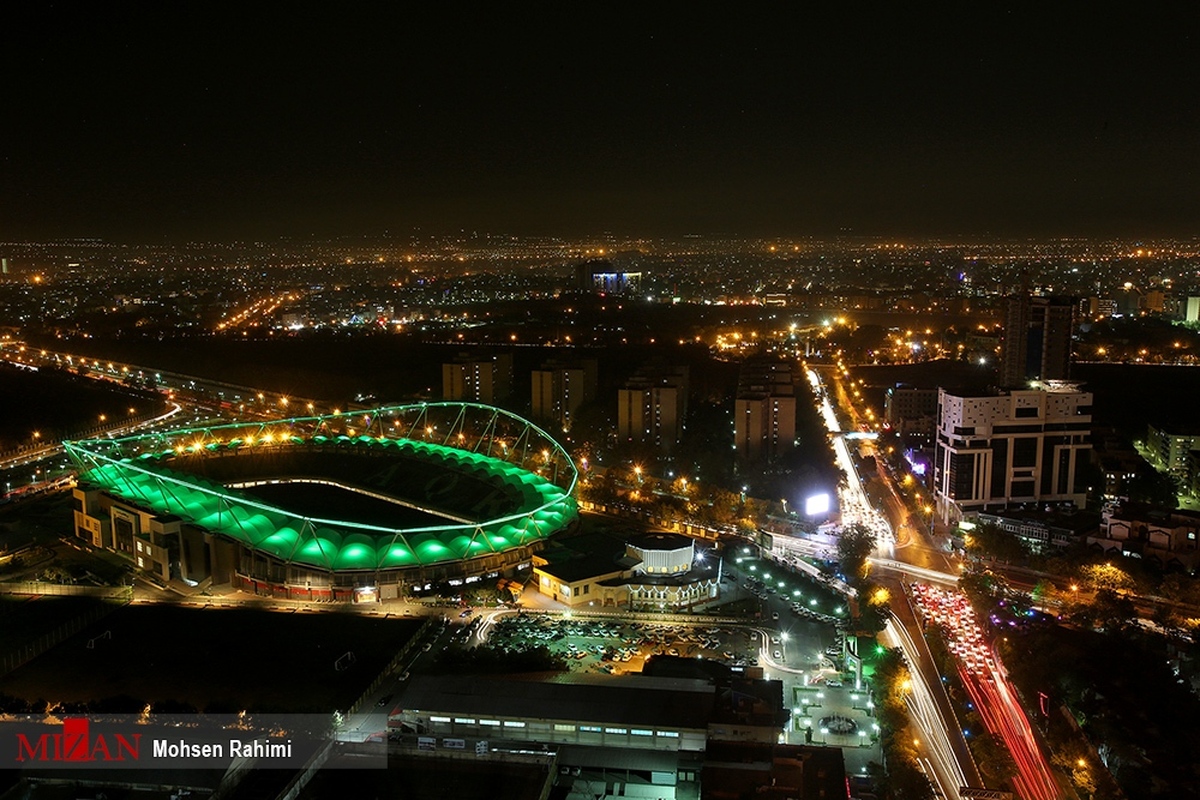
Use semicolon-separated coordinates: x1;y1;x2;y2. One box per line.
64;403;579;578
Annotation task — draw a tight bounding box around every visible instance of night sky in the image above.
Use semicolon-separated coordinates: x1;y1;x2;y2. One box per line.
2;4;1198;241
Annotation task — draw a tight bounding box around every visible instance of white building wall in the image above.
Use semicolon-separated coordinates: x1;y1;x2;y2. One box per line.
934;384;1092;522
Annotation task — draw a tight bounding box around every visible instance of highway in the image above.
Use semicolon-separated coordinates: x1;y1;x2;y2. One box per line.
804;364;993;797
0;402;185;473
883;598;982;799
806;367;893;547
961;666;1060;800
908;581;1061;800
0;341;326;420
886;622;971;800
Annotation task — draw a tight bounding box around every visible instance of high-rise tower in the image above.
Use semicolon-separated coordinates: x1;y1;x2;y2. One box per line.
1001;294;1075;387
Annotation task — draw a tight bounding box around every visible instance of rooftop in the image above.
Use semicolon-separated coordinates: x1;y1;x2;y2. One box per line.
398;673;717;730
534;531;634;583
628;531;694;551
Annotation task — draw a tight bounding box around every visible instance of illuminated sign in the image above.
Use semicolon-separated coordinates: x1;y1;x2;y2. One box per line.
804;493;831;516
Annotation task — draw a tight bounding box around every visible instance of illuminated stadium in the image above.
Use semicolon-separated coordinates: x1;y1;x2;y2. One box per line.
64;403;579;600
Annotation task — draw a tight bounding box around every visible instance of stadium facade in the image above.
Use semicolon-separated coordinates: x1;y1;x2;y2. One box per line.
65;403;579;601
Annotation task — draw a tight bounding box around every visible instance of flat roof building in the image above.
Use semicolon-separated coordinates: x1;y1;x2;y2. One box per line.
1001;293;1075;388
532;358;597;433
391;671;788;754
735;361;796;463
442;351;513;404
388;670;817;798
973;507;1099;553
1146;423;1200;478
532;531;722;611
884;383;938;442
933;381;1092;523
618;365;689;453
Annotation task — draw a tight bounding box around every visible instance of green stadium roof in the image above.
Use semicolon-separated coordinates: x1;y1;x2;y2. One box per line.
64;403;579;572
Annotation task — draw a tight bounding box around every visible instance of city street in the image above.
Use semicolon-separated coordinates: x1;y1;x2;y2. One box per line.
910;582;1062;800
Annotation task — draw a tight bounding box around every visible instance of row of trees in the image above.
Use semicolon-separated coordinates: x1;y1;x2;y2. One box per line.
965;521;1200;629
958;569;1166;799
834;522;891;633
576;466;771;532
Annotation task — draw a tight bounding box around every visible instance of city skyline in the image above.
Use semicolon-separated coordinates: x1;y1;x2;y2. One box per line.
3;6;1200;798
2;5;1199;242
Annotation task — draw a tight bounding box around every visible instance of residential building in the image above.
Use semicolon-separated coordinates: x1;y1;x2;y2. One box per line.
734;361;796;462
1000;293;1075;387
618;365;689;452
531;358;597;432
1088;503;1200;571
933;381;1092;523
884;384;938;442
1090;427;1149;500
1185;297;1200;323
1079;296;1117;319
1143;289;1167;314
1146;423;1200;478
441;351;513;403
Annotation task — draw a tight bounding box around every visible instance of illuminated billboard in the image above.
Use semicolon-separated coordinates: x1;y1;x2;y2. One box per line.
804;492;831;516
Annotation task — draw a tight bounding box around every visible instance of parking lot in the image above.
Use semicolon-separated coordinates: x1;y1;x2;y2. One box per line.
724;550;849;629
479;613;765;675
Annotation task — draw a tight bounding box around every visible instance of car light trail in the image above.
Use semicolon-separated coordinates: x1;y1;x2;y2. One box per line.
881;618;971;800
807;368;893;548
909;583;1060;800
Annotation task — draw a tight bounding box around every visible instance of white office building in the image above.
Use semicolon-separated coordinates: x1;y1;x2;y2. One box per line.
933;381;1092;523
